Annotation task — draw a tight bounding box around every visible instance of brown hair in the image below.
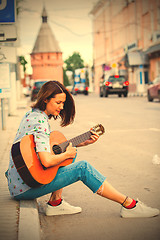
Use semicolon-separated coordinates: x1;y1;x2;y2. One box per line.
32;80;75;127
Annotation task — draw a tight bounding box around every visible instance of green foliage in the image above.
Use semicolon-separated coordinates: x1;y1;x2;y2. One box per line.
64;52;84;73
85;69;89;86
63;68;70;86
19;56;27;73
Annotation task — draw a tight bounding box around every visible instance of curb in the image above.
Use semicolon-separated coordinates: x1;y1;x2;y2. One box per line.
18;199;41;240
0;98;41;240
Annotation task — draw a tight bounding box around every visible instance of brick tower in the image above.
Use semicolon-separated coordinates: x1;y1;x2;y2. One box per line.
30;7;63;83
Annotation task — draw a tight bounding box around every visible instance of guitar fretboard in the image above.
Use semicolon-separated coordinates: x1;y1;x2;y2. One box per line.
59;131;92;152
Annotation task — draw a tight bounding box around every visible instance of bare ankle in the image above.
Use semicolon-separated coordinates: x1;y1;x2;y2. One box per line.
50;193;62;201
122;197;133;207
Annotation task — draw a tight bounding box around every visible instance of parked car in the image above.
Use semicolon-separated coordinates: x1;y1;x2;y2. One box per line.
99;75;129;98
71;83;89;95
147;76;160;102
31;80;47;101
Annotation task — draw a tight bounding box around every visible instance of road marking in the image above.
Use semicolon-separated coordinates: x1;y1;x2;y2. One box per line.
149;128;160;132
109;128;160;133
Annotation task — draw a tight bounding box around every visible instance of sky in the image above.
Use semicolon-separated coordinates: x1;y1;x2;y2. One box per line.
17;0;98;74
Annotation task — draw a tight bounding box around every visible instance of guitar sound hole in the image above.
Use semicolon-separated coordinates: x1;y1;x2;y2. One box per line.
52;145;62;155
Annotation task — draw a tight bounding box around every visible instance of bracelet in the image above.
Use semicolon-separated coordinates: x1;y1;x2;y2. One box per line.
121;196;128;206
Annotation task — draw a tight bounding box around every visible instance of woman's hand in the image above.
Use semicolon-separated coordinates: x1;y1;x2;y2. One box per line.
38;142;77;168
65;142;77;159
77;130;99;147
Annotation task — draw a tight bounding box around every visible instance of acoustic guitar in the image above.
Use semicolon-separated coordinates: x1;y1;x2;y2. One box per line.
11;124;105;188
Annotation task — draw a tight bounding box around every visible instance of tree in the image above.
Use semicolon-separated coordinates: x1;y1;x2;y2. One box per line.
63;68;70;86
19;56;27;73
64;52;84;74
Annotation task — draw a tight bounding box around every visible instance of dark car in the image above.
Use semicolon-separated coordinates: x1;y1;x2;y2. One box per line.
100;75;129;98
31;80;47;101
71;83;89;95
147;76;160;102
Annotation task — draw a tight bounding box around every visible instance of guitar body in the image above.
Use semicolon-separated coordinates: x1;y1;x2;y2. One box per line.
11;124;105;188
11;131;73;188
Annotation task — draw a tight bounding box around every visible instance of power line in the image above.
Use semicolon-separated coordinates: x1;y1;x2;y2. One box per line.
20;7;153;38
49;19;91;37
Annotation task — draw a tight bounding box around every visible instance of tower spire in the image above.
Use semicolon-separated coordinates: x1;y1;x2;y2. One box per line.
31;5;63;83
42;6;47;23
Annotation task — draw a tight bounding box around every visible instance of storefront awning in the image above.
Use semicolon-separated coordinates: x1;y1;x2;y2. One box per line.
145;43;160;54
127;51;149;66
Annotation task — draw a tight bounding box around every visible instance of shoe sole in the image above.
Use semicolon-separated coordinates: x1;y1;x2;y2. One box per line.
120;212;160;218
46;210;82;216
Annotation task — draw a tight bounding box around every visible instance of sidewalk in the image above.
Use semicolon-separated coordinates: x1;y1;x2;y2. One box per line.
0;98;40;240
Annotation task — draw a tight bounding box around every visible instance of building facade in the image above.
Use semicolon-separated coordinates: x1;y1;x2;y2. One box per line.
90;0;160;94
30;7;63;83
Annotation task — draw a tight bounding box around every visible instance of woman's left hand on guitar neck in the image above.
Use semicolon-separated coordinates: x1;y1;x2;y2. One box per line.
77;130;99;147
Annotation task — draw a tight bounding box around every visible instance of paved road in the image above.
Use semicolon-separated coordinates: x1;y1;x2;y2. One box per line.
37;94;160;240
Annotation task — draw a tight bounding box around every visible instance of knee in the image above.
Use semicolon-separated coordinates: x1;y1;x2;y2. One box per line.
77;160;92;178
78;160;90;170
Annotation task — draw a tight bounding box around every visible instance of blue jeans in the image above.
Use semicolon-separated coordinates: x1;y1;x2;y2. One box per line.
14;159;106;200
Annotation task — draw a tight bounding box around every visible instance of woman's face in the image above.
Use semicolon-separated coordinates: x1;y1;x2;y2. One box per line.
44;93;66;116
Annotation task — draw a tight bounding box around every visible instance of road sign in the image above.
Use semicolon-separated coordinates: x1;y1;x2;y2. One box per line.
112;63;117;68
0;0;16;23
0;24;17;41
0;0;17;41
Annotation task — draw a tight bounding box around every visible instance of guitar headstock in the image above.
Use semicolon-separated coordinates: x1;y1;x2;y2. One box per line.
91;124;105;136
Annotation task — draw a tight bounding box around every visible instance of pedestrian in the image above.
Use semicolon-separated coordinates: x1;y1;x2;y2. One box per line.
6;80;159;218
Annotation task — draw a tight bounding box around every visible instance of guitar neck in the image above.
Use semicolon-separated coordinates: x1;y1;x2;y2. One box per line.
69;131;92;147
59;131;92;152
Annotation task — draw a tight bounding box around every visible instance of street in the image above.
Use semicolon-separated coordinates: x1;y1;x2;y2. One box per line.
37;94;160;240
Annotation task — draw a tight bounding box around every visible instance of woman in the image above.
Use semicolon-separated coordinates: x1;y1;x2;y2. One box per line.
6;81;159;218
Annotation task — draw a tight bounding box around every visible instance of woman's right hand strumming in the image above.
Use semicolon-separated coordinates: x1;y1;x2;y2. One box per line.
65;142;77;159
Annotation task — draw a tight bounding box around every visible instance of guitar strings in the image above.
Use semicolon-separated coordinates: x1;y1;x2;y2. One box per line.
52;127;104;153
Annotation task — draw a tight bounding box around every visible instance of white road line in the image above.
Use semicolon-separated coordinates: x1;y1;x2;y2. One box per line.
149;128;160;132
109;128;160;133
